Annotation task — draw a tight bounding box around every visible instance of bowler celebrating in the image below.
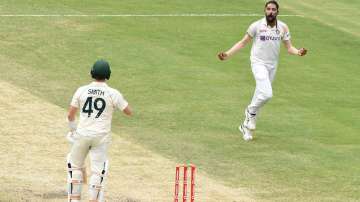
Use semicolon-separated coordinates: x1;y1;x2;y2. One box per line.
218;0;307;141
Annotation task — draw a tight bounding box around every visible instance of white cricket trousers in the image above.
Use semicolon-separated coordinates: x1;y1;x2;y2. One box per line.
69;133;110;173
67;133;110;202
247;62;277;115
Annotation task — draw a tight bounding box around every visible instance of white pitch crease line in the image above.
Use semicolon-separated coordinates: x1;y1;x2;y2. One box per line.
0;14;304;17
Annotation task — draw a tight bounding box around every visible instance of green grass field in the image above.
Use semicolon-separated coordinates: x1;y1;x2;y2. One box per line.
1;0;359;201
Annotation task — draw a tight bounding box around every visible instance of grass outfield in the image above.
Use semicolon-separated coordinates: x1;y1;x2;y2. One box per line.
1;0;359;201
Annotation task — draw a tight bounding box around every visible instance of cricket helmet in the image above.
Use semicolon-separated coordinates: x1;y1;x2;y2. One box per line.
91;59;111;80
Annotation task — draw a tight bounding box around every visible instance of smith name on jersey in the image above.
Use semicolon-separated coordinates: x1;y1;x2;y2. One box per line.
71;82;128;136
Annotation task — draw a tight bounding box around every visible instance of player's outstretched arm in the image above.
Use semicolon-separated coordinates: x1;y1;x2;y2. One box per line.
283;40;307;56
218;34;252;61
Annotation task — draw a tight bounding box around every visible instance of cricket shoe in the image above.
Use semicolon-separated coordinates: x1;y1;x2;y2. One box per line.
239;124;253;141
243;109;256;130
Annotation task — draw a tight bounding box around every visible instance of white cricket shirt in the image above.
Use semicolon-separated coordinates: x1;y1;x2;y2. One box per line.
70;81;128;136
247;18;291;64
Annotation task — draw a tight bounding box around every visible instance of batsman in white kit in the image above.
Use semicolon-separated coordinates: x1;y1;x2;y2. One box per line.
66;59;132;201
218;0;307;141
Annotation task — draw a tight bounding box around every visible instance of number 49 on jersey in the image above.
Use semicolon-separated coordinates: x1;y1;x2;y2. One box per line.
82;97;106;118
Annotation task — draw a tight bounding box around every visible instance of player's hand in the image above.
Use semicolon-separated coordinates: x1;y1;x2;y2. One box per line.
298;48;307;56
217;52;228;60
66;131;75;144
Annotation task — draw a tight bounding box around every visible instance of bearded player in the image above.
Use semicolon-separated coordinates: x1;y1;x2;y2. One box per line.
218;0;307;141
66;59;132;201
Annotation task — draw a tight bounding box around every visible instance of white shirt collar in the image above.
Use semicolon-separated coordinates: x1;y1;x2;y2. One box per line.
261;17;277;29
261;17;267;25
91;81;108;86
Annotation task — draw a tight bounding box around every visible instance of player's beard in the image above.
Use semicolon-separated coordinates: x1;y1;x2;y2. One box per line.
266;14;277;24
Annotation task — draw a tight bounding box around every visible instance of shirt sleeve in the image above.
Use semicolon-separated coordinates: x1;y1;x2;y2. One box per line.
113;90;129;111
283;25;291;41
70;88;82;108
246;22;258;38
